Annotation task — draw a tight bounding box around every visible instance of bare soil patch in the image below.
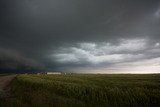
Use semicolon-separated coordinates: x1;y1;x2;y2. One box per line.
0;75;16;98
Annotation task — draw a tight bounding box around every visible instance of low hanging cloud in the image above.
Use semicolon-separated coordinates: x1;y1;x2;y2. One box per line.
0;48;44;73
51;38;160;72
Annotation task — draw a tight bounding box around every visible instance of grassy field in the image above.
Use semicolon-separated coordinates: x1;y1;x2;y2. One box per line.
0;74;160;107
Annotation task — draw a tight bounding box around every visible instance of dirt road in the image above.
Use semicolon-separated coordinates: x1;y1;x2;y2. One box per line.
0;75;16;98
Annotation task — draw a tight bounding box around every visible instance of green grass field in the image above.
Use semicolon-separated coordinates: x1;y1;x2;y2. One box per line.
0;74;160;107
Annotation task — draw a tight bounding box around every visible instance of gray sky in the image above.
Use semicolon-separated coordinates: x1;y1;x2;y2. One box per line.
0;0;160;73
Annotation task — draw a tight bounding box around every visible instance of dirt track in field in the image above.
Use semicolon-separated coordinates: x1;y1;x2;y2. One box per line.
0;75;16;98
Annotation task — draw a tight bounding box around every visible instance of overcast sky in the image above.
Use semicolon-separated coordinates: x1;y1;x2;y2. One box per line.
0;0;160;73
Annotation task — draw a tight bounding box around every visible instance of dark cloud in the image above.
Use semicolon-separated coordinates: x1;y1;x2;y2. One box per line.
0;0;160;73
0;48;44;73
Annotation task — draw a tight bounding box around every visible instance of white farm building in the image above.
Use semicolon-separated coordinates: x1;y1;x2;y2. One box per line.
46;72;61;75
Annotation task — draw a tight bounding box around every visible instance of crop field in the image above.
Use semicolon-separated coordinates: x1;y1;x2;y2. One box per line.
0;74;160;107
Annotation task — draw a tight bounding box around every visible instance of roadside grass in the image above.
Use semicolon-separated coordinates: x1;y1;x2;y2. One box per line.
0;74;160;107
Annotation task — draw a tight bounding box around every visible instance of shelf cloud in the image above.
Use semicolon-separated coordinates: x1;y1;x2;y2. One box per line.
0;0;160;73
0;48;44;73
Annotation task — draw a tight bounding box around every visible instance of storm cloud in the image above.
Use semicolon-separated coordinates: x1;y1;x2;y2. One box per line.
0;0;160;73
51;38;160;72
0;48;44;73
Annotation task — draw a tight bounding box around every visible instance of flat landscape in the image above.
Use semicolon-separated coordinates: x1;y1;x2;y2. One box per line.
0;74;160;107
